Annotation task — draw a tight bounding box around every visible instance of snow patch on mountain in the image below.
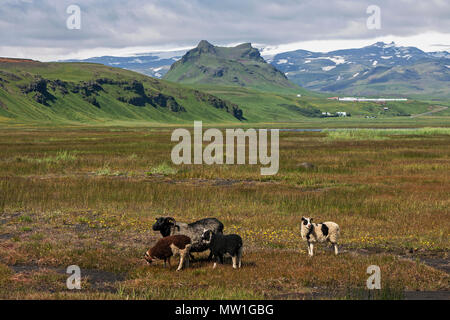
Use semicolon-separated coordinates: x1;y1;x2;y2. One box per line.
322;66;336;71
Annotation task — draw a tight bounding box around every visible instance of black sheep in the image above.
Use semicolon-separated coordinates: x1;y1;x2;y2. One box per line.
201;229;243;269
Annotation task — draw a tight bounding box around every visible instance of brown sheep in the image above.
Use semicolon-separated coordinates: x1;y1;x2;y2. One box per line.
144;235;192;271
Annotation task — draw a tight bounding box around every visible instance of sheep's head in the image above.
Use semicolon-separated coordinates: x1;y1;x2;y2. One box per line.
201;229;214;243
152;217;177;237
144;250;153;265
301;217;313;230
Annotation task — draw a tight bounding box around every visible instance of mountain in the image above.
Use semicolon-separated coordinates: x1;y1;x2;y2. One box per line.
428;51;450;59
163;40;304;93
270;42;450;98
0;58;246;124
61;50;185;79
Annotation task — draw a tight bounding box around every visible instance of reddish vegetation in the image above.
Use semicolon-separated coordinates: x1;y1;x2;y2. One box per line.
0;58;38;63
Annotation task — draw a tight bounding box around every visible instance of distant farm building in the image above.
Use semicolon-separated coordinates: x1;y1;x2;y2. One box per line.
337;97;408;102
321;111;350;118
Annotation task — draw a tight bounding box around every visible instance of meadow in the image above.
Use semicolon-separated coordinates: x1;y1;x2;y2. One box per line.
0;126;448;299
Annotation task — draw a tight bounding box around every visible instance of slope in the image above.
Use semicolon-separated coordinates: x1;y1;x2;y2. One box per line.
0;58;245;125
164;41;306;94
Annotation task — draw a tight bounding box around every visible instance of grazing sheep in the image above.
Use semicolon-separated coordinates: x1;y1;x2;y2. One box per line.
152;217;224;259
201;229;243;269
144;235;192;271
300;217;340;256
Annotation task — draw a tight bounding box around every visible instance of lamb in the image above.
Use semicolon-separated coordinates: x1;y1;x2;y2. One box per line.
152;217;224;259
144;235;192;271
300;217;340;257
201;229;243;269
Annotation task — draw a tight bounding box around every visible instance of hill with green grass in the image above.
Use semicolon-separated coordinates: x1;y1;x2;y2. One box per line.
164;41;305;94
0;58;247;125
191;84;440;123
0;58;444;126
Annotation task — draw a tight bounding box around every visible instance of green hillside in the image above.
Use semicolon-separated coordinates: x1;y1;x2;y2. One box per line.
188;84;440;123
0;58;246;125
0;58;444;126
164;41;306;94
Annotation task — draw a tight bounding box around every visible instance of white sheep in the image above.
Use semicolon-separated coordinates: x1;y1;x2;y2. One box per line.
300;217;340;256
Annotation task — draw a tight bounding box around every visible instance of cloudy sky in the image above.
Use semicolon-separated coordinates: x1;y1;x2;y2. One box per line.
0;0;449;61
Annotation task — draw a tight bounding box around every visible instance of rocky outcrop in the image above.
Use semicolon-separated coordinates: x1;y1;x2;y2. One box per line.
194;90;244;120
20;78;55;106
114;80;185;112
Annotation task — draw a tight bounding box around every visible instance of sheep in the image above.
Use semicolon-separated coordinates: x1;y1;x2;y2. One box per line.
144;235;192;271
152;217;224;259
201;229;243;269
300;217;340;257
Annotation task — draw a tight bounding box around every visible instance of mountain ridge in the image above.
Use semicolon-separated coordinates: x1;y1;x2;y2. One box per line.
271;41;450;97
58;42;450;98
163;40;304;94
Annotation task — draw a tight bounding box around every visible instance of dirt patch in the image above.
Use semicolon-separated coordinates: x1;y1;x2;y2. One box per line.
343;245;449;274
420;257;450;274
271;290;450;300
0;233;14;240
0;58;38;64
270;290;340;300
8;264;125;293
404;291;450;300
212;179;241;186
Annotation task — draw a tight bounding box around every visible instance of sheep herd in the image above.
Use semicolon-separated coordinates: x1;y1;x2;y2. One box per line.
144;216;340;271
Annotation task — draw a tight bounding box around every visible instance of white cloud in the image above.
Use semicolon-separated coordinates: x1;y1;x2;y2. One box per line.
0;0;449;61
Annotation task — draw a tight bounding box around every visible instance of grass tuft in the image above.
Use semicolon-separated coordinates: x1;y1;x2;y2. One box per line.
324;127;450;140
147;163;178;176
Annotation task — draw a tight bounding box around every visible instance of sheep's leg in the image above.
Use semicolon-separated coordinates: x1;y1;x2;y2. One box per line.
238;247;243;268
163;258;167;268
167;257;171;268
306;242;311;256
333;243;339;255
232;255;237;269
207;250;214;261
213;255;222;269
177;254;184;271
309;243;314;257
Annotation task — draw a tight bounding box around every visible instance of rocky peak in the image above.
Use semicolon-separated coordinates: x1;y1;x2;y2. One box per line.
196;40;216;54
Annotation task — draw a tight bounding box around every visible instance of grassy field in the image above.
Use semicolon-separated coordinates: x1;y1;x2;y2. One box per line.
0;126;449;299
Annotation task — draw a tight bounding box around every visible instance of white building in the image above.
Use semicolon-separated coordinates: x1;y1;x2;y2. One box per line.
338;97;407;102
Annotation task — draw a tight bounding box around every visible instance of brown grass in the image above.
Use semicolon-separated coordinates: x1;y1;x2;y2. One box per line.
0;128;448;299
